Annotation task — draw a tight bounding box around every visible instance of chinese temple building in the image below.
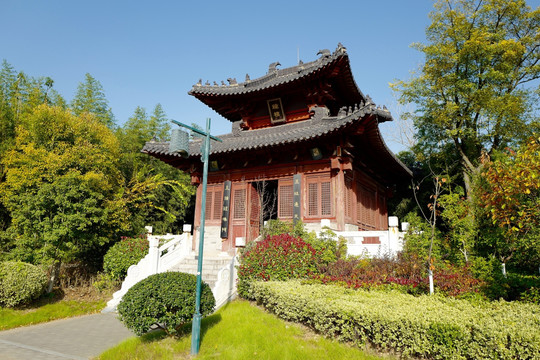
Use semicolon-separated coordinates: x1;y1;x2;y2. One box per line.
143;44;411;256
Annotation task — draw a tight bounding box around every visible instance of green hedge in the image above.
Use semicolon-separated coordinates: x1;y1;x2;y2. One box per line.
244;280;540;359
118;272;215;336
0;261;47;307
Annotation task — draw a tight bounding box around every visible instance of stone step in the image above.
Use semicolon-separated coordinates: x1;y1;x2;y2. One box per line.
168;255;234;289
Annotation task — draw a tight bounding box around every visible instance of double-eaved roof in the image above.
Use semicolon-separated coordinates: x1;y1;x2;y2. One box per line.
142;44;412;181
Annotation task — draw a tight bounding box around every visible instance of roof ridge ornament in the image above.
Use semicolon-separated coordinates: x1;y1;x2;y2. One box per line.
227;78;238;86
338;106;347;118
317;49;331;58
365;94;375;106
335;43;347;55
268;62;281;74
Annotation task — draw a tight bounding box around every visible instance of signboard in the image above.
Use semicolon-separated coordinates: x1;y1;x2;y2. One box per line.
220;181;231;238
293;174;301;223
267;98;286;123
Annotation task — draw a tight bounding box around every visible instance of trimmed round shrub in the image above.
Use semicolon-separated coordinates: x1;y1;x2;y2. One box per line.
103;235;148;280
0;261;47;307
117;272;215;336
238;234;318;297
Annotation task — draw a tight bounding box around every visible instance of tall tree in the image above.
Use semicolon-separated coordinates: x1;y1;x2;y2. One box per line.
480;136;540;268
393;0;540;197
0;105;124;290
0;61;65;152
71;73;115;128
116;105;194;234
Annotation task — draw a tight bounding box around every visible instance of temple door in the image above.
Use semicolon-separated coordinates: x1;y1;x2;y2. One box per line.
247;183;260;242
228;183;247;251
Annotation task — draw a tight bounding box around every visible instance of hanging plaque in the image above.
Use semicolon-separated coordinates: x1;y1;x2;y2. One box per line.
267;98;286;123
293;174;301;224
220;181;231;238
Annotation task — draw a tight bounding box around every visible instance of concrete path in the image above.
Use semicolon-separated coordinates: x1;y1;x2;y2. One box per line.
0;313;134;360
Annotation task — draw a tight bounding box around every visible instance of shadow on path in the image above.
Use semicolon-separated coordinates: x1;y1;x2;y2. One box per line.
0;313;133;360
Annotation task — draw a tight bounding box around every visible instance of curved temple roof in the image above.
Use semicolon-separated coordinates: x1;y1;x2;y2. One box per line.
188;43;366;121
142;103;412;180
143;43;412;182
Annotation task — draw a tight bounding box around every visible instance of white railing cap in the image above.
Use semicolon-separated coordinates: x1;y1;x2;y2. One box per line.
388;216;399;227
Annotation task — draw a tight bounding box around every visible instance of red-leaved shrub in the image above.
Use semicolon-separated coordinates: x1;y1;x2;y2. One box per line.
238;234;318;296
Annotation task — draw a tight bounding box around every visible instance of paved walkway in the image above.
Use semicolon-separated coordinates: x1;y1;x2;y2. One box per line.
0;313;134;360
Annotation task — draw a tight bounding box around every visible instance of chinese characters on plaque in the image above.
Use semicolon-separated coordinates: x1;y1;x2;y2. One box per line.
220;181;231;238
293;174;301;223
267;98;286;123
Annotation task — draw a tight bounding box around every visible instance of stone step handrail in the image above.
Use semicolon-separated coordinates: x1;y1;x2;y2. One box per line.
103;225;193;312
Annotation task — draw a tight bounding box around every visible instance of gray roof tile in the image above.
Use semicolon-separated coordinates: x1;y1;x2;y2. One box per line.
142;104;391;158
188;44;356;98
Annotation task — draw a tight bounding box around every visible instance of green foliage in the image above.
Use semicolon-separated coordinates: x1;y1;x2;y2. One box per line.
402;212;443;259
520;287;540;305
237;234;318;297
438;191;477;262
0;60;65;153
393;0;540;198
92;272;120;293
99;300;378;360
0;105;123;281
480;137;540;264
0;63;194;277
118;272;215;336
260;219;345;269
70;73;114;128
0;261;47;307
245;280;540;359
0;299;105;330
316;254;483;297
103;235;149;280
115;105;195;234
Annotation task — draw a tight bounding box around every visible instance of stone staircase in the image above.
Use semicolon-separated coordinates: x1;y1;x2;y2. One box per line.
103;230;237;312
170;255;234;289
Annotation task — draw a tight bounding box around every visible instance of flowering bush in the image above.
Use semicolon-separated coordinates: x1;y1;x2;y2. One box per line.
315;255;483;297
237;234;318;297
103;235;148;280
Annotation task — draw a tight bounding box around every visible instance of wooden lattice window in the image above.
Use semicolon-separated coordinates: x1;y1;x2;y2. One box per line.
233;188;246;220
321;181;331;216
378;194;387;229
204;191;213;221
203;184;223;222
278;181;294;218
213;191;222;221
306;174;333;218
357;183;377;230
344;175;354;221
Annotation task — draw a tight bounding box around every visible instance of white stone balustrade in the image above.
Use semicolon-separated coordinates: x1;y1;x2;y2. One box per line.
103;226;193;312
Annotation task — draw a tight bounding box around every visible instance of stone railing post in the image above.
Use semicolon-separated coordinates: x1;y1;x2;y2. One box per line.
148;235;160;275
388;216;399;257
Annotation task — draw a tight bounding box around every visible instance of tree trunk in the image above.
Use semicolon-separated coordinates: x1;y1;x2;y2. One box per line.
47;261;61;293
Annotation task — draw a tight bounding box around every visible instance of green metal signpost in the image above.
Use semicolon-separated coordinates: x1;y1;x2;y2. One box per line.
170;118;222;355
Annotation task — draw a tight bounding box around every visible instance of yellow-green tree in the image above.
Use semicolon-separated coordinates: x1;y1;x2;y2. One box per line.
116;104;194;234
393;0;540;198
0;105;125;291
481;136;540;267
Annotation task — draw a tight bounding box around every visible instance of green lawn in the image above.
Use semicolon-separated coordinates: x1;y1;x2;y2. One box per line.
98;300;391;360
0;299;105;331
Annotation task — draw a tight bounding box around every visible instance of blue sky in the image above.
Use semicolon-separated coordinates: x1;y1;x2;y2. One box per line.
2;1;537;153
